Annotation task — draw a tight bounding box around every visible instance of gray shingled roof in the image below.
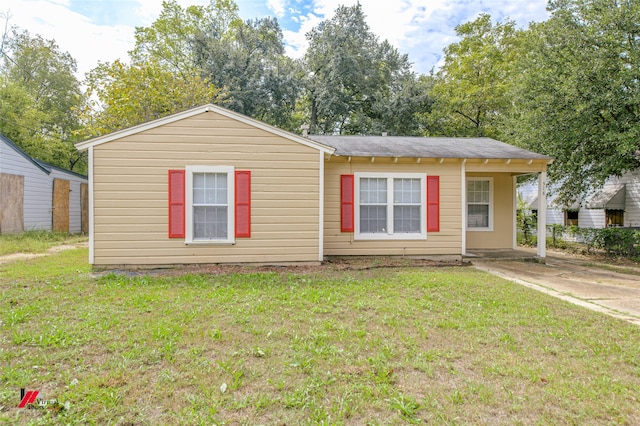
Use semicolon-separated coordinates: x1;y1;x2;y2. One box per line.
308;135;552;161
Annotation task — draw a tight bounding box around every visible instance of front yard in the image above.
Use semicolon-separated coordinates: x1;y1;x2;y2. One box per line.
1;247;639;424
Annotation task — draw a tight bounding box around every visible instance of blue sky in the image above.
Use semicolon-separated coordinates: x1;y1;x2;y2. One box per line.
0;0;550;78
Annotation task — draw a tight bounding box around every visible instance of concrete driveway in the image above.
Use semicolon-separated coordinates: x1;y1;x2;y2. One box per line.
472;250;640;326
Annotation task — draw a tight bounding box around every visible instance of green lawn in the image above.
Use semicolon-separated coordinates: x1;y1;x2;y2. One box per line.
0;231;87;256
1;248;639;425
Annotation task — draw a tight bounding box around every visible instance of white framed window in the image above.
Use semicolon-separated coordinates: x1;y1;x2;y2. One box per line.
354;173;426;240
466;178;493;231
186;166;235;244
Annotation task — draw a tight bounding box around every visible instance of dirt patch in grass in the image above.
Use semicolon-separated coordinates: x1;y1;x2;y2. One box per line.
0;241;88;265
99;256;468;278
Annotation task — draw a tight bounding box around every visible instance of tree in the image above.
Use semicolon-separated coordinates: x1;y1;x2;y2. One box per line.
130;0;215;76
132;0;301;130
0;27;85;171
81;59;221;136
192;14;302;130
427;14;518;138
508;0;640;203
303;3;426;135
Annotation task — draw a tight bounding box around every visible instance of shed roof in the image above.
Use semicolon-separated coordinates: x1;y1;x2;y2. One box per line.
309;135;552;161
0;133;50;175
1;133;87;179
33;159;87;180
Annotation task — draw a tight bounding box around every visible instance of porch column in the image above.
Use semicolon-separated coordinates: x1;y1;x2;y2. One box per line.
537;171;547;258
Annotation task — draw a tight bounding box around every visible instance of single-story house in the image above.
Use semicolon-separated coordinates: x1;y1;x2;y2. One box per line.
0;133;88;234
74;104;552;267
520;171;640;229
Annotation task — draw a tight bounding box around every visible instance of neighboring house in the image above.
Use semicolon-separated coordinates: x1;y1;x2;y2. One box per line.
0;133;88;234
520;171;640;229
75;104;552;267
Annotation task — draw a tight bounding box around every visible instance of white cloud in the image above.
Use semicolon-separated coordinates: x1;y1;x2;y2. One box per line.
0;0;137;79
266;0;286;17
0;0;216;79
280;0;549;73
0;0;550;79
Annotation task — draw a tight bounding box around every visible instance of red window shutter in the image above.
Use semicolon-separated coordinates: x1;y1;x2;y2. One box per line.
168;170;185;238
235;170;251;238
340;174;354;232
427;176;440;232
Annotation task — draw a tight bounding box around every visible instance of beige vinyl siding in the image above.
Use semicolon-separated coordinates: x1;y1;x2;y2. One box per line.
92;111;321;265
465;172;514;249
324;158;463;256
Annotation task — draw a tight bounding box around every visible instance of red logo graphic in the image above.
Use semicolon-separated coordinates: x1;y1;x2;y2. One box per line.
18;389;39;408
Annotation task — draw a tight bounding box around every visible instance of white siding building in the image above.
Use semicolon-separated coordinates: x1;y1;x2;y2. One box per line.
0;133;87;234
519;171;640;229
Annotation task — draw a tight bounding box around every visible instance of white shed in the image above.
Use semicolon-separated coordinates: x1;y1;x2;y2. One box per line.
0;133;88;234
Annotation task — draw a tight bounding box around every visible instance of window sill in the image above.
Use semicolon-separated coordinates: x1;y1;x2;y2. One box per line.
186;239;236;245
466;227;493;232
354;233;426;241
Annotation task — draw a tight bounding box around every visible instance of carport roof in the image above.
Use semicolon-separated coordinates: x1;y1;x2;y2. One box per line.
309;135;553;161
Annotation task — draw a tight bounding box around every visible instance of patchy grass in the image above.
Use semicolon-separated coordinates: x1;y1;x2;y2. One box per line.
0;231;87;256
581;261;640;276
1;249;639;424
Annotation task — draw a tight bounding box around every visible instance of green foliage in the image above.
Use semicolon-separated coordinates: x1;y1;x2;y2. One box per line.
548;224;566;248
82;59;220;136
130;0;215;76
508;0;640;204
0;28;85;172
304;4;430;135
516;194;536;245
193;15;302;130
426;14;518;138
541;224;640;260
129;0;301;131
592;227;640;258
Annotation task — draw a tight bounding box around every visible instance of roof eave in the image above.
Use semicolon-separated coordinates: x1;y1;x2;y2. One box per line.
329;153;553;163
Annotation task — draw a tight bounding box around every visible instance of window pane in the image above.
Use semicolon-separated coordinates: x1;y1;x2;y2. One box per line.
203;174;215;204
193;206;227;239
468;180;490;203
394;205;421;233
193;173;206;204
193;173;205;188
394;178;420;204
214;173;227;204
480;181;489;203
360;178;386;204
203;173;227;204
360;205;387;233
468;205;489;228
193;173;228;205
